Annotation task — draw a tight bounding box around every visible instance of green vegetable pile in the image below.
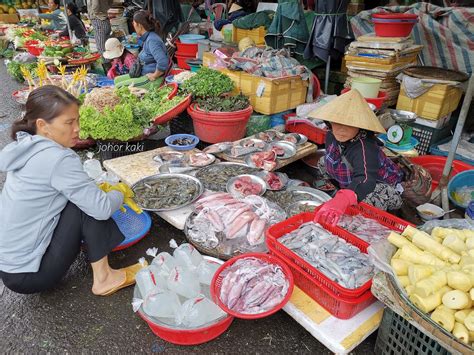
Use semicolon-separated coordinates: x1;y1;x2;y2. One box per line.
79;86;185;141
196;94;250;112
7;61;37;82
181;67;234;98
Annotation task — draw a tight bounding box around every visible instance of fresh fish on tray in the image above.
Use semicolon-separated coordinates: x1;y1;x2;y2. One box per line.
256;171;288;191
188;152;215;167
337;214;393;244
218;257;289;314
227;174;266;198
246;151;277;171
229;145;260;158
269;141;297;159
203;142;233;154
256;130;284;142
132;174;203;211
153;151;185;164
279;222;373;289
240;138;267;149
195;163;259;191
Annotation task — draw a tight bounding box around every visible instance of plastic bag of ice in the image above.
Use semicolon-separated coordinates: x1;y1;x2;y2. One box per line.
175;295;226;327
173;243;203;269
148;265;167;290
143;288;181;318
151;252;178;277
196;259;221;285
167;265;201;299
135;266;158;298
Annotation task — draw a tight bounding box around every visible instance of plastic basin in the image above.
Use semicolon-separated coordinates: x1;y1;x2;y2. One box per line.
165;134;199;151
351;77;382;98
175;53;195;70
176;40;198;56
341;88;387;109
372;13;418;37
178;34;206;44
409;155;473;192
187;104;252;143
448;170;474;209
372;13;418;20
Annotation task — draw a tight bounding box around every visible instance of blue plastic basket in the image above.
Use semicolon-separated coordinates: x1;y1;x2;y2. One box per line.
447;170;474;209
112;205;152;251
430;137;474;166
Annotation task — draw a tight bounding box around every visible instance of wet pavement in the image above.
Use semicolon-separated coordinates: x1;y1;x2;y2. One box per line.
0;60;377;354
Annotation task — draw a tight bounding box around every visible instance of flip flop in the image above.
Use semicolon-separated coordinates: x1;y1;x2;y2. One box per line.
98;261;148;297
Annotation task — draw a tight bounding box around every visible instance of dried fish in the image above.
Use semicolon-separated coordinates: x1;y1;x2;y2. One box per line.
133;175;203;211
279;222;373;289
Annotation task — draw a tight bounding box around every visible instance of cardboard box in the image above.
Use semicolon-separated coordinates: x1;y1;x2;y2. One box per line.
0;14;20;24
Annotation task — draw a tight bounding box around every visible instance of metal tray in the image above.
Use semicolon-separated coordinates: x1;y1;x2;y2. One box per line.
202;142;233;154
152;151;185;164
244;153;276;171
256;171;289;191
188;152;216;167
195;162;259;191
131;173;204;212
287;186;331;204
287;200;323;217
269;141;297;159
282;133;308;146
226;174;267;198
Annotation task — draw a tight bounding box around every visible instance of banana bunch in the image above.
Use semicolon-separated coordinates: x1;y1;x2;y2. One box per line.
389;226;474;346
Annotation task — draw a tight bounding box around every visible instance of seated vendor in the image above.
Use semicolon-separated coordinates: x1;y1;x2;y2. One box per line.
39;0;67;31
103;38;137;79
0;86;145;296
59;3;87;45
310;90;404;224
114;10;169;89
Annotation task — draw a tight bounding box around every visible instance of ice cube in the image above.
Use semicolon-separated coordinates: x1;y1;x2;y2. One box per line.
173;243;203;269
167;266;201;299
143;288;181;318
196;259;221;285
176;295;226;328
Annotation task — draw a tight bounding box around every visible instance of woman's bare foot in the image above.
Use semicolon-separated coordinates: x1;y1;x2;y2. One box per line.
91;268;126;295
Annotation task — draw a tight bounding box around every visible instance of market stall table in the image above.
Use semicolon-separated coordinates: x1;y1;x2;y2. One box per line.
104;147;383;353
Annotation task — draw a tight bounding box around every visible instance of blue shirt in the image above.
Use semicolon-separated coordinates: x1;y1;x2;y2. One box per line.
138;31;168;75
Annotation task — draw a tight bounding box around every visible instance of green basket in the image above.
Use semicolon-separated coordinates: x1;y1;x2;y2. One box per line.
246;114;271;137
375;308;449;355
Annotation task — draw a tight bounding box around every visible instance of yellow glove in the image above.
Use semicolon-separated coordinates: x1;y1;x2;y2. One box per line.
109;183;143;214
98;182;113;192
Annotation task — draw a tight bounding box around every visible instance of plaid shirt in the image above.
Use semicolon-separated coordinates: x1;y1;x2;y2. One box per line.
325;131;403;197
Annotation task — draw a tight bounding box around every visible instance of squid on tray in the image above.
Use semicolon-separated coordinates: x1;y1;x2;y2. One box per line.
187;192;286;249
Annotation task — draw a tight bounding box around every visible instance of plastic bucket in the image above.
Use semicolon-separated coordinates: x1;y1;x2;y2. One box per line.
176;40;198;57
351;77;382;98
197;39;210;60
447;170;474;209
187;104;252;143
175;53;195;70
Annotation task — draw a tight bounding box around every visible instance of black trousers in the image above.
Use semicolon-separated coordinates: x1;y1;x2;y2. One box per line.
0;202;125;294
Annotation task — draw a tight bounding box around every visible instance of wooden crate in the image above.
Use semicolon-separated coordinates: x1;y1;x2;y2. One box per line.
396;84;463;120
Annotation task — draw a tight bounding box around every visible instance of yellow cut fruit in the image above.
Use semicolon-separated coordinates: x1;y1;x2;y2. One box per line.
464;311;474;331
443;234;467;254
410;286;451;313
405;285;415;295
466;237;474;250
397;275;410;287
453;322;470;344
414;271;447;297
402;225;418;240
412;231;461;264
408;265;434;285
447;271;473;292
442;290;471;310
431;307;455;332
455;309;472;323
391;259;411;276
471;288;474;301
460;256;474;267
388;232;411;249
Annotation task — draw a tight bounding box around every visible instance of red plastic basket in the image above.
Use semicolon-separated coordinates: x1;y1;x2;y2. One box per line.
27;44;44;57
210;253;294;319
266;212;372;299
341;202;414;249
153;94;192;125
270;246;375;319
138;311;234;345
285;114;327;145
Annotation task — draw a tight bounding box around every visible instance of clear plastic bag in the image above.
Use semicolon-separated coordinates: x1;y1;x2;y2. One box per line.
173;243;203;269
167;266;201;299
135;266;158;298
175;295;226;328
151;252;178;277
420;218;474;234
143;288;182;318
196;259;221;285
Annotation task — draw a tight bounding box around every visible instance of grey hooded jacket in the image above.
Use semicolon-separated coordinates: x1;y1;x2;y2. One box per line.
0;133;123;273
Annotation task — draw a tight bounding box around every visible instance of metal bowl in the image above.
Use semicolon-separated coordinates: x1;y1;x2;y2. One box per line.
287;186;331;204
131;173;204;212
239;138;267;149
387;109;417;123
256;171;289;191
226;174;267;198
287;200;323;216
269;141;297;159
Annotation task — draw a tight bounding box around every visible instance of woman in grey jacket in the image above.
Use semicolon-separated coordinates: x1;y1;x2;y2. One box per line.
0;86;145;296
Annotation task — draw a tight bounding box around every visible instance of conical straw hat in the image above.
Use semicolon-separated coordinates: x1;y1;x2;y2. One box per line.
308;89;386;134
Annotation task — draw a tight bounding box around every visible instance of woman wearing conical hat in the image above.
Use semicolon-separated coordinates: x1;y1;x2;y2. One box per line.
309;89;404;225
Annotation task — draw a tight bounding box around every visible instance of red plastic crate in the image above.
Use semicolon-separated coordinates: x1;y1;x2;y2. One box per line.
285;116;327;145
266;212;372;299
341;202;414;248
269;247;375;319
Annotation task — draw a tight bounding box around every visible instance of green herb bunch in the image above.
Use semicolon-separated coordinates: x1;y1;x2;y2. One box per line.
181;67;234;98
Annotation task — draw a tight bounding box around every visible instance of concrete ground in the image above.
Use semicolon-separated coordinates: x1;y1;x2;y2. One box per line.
0;60;378;354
